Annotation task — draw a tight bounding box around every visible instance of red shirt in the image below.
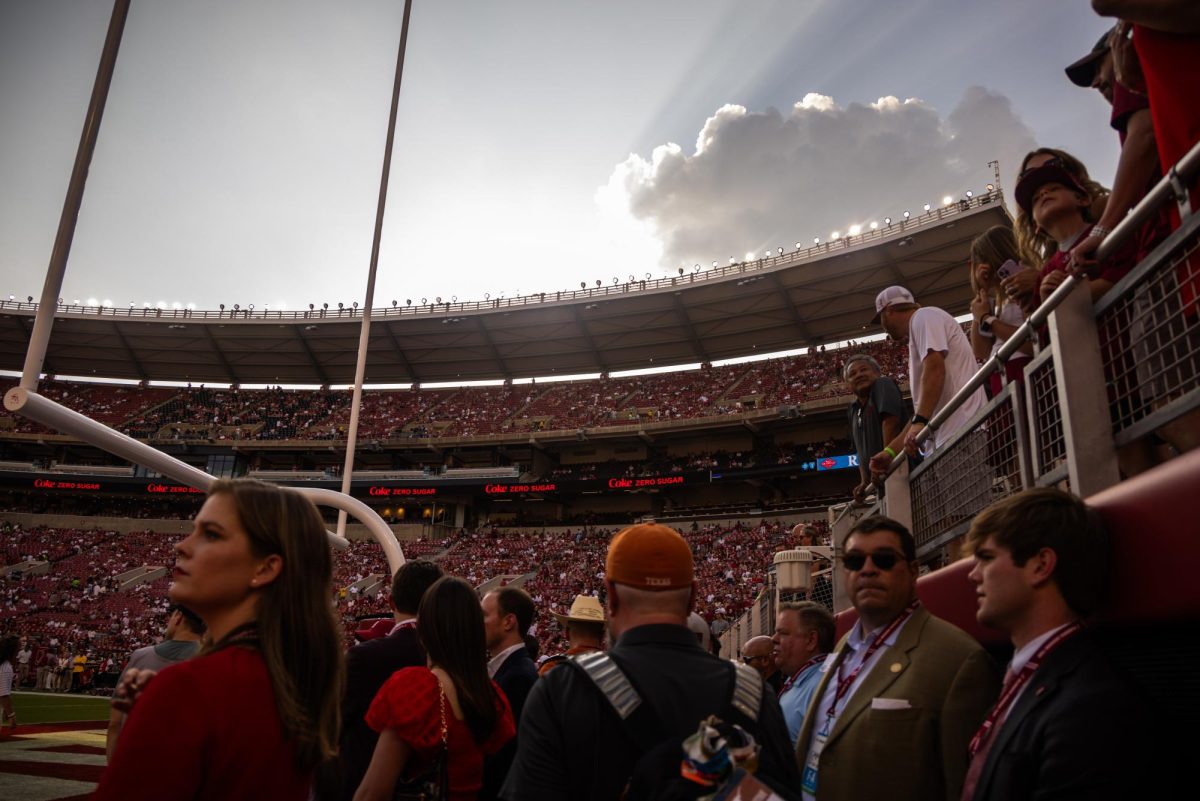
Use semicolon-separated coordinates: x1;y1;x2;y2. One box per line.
95;647;311;801
367;666;515;801
1041;225;1137;288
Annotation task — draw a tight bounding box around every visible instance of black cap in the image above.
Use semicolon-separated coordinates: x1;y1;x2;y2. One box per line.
1065;28;1114;88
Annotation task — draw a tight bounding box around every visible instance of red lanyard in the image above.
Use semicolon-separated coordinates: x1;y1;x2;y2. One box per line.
967;621;1082;756
826;600;919;718
779;653;828;698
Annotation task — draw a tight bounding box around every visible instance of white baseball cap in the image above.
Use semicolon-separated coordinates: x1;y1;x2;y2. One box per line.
870;286;915;324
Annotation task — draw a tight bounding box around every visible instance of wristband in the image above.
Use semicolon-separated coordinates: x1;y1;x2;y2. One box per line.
883;446;897;459
1087;224;1111;240
912;415;930;425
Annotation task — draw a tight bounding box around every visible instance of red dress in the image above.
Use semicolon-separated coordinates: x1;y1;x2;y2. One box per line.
94;646;310;801
366;666;515;801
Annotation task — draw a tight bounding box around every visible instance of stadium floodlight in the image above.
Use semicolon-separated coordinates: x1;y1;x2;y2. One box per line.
923;203;932;212
965;190;973;199
435;297;441;303
729;256;736;264
219;303;225;310
406;299;412;306
28;296;33;303
848;224;861;236
87;297;98;306
353;301;358;308
986;183;995;192
452;295;457;302
595;280;601;287
129;302;135;308
186;303;196;310
7;294;12;301
694;264;701;271
942;196;953;206
777;247;784;255
323;302;329;309
171;302;181;310
628;274;635;282
338;302;344;309
420;297;427;303
645;272;652;279
813;237;820;244
869;222;879;230
745;251;755;261
712;261;718;268
902;211;911;219
102;299;112;307
392;300;397;307
884;217;892;225
831;231;840;240
248;304;255;310
156;301;167;310
234;304;240;310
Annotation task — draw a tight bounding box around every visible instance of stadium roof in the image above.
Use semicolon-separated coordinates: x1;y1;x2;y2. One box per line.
1;194;1010;385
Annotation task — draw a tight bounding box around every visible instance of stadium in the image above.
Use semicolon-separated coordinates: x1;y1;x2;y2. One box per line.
2;2;1199;800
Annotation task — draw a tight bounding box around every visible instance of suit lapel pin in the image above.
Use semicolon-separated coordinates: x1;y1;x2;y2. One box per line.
889;662;902;673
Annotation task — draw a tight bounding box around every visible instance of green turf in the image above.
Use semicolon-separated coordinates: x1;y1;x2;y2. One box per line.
10;692;111;724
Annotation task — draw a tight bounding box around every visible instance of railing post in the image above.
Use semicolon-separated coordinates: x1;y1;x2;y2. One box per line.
882;456;913;533
1048;280;1120;496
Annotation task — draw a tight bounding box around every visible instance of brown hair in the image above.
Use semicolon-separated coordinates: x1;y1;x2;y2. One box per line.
969;225;1023;311
963;488;1110;617
206;478;344;769
417;577;501;745
847;515;917;562
491;585;535;636
1013;148;1109;267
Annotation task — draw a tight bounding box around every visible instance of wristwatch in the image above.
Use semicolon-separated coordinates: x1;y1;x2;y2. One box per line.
978;314;996;336
912;414;930;426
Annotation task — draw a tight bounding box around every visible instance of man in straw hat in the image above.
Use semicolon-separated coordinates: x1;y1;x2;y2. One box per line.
501;523;799;800
538;595;606;676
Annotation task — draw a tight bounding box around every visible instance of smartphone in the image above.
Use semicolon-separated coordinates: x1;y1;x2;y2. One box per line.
996;259;1021;282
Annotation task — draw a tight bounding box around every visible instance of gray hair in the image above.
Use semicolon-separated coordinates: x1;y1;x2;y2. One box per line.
843;354;881;381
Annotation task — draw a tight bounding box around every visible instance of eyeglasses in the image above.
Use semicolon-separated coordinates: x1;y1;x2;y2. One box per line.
842;549;905;571
1018;155;1064;180
741;654;771;664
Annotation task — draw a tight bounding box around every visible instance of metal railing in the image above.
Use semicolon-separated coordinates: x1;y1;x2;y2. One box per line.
0;191;1002;322
720;140;1200;646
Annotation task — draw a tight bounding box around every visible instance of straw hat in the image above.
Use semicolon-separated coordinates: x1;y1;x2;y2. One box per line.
551;594;606;627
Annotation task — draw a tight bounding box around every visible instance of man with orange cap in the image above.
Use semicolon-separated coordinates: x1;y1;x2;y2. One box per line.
500;523;800;800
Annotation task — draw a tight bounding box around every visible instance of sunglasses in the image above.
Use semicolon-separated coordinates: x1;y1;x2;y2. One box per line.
1018;155;1065;180
741;654;771;664
842;549;905;571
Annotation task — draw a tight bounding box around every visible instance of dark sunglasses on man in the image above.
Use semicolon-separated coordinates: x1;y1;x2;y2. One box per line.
741;654;771;665
841;549;906;571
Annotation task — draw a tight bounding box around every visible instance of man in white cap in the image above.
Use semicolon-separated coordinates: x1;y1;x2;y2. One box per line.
868;286;986;477
537;594;606;676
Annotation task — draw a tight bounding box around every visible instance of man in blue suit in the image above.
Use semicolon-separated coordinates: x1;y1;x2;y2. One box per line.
338;559;443;801
480;585;538;800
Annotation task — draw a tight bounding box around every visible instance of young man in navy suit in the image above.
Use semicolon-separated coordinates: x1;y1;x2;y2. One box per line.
962;488;1146;801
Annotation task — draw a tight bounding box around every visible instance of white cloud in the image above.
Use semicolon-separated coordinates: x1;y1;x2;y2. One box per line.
601;86;1036;268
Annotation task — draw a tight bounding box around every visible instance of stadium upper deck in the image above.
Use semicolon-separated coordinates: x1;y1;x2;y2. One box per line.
0;192;1008;385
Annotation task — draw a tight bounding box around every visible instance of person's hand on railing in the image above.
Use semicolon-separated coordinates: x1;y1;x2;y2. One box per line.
1039;269;1070;304
903;421;926;457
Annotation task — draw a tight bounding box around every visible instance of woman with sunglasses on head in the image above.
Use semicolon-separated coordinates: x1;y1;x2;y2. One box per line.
354;576;514;801
967;225;1035;396
94;479;345;801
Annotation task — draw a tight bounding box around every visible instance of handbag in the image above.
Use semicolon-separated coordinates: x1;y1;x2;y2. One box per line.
392;676;450;801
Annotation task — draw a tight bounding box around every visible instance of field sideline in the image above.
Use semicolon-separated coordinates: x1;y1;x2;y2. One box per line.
10;692;110;725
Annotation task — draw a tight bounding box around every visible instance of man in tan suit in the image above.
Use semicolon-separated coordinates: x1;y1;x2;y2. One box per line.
796;515;998;801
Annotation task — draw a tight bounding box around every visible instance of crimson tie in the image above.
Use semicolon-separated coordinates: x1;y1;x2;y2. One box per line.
960;667;1016;801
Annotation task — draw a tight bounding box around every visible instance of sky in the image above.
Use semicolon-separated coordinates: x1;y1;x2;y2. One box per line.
0;0;1119;313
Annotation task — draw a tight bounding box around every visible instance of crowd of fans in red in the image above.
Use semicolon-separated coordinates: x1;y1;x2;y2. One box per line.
0;338;904;443
0;516;828;689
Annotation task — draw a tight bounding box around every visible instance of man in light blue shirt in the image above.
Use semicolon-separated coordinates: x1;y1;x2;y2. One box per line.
772;601;835;746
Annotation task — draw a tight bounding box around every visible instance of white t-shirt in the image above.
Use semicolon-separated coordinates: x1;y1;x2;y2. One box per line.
0;661;13;696
908;307;986;451
989;301;1025;358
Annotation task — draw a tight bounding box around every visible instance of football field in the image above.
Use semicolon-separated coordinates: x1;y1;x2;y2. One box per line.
1;692;110;801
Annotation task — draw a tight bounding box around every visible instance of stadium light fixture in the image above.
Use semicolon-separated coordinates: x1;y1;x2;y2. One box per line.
777;247;784;255
848;224;861;236
27;296;33;303
694;264;701;271
795;242;802;250
73;299;80;305
87;297;98;306
452;295;457;302
831;231;840;240
234;304;240;310
392;300;397;307
129;302;135;308
869;222;879;230
923;203;932;212
745;252;755;261
353;301;358;308
813;237;820;244
248;304;255;310
406;299;412;306
186;303;196;310
712;261;718;268
965;190;973;199
102;299;112;307
986;183;995;192
903;211;911;219
942;196;953;206
7;294;12;301
171;302;181;310
338;302;344;309
884;217;892;226
323;302;329;309
595;280;601;287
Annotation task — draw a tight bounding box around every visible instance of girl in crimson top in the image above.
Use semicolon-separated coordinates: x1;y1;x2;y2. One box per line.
354;576;515;801
94;479;345;801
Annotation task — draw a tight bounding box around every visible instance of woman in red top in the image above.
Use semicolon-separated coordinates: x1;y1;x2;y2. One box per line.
355;576;515;801
94;479;345;801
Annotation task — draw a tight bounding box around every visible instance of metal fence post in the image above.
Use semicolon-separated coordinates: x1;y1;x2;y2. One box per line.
1048;280;1121;496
